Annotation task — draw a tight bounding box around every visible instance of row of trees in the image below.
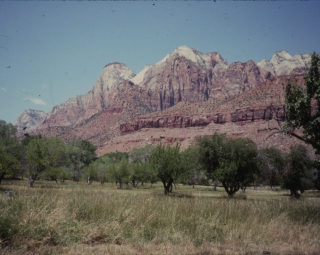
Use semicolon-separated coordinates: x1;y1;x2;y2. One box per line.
0;120;97;186
0;119;318;197
80;134;318;198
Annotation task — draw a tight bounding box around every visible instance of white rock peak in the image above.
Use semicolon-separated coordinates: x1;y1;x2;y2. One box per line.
14;109;47;131
172;45;211;68
257;50;311;76
130;46;227;86
130;65;151;85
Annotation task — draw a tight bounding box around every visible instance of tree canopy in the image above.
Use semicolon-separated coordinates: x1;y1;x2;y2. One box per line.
285;52;320;154
148;143;184;195
198;133;260;196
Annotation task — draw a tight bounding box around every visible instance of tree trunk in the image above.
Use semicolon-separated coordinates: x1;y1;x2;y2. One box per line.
222;181;239;196
28;176;34;187
163;179;173;195
213;179;217;191
0;173;5;184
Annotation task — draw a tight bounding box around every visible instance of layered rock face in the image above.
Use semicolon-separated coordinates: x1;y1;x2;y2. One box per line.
100;74;309;156
120;74;305;135
34;80;153;145
16;46;313;156
38;63;134;129
131;46;271;111
14;109;47;136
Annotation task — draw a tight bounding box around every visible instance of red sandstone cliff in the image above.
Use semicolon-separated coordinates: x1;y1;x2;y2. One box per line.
14;47;312;156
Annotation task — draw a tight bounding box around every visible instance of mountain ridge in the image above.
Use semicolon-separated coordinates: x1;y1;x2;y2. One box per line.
14;46;312;156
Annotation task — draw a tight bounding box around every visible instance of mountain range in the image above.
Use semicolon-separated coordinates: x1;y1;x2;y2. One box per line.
14;46;312;156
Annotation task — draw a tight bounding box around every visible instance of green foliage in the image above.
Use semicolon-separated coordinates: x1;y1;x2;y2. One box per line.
285;53;320;189
148;143;184;195
258;147;286;188
101;151;128;164
21;134;42;147
82;164;98;184
180;146;207;186
71;140;97;166
0;140;21;183
0;120;23;183
285;52;320;154
129;144;154;163
26;137;68;185
129;162;156;187
106;160;130;188
197;133;228;180
0;120;17;138
198;133;259;196
282;144;313;197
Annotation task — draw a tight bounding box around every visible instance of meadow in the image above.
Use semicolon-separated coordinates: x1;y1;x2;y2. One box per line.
0;180;319;255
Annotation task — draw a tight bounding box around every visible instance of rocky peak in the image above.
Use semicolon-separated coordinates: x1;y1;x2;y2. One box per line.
37;63;135;129
257;50;311;76
100;62;134;92
14;109;47;135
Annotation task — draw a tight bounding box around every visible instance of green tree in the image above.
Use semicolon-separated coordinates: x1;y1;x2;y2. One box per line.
0;140;20;184
96;163;108;184
128;145;155;187
0;120;17;139
258;147;286;189
82;164;98;185
148;143;184;195
129;144;154;163
128;162;154;187
282;144;313;198
180;146;207;188
106;160;130;189
26;137;67;186
0;120;23;183
285;53;320;153
71;140;97;166
285;53;320;189
26;138;47;186
102;151;128;164
198;133;260;196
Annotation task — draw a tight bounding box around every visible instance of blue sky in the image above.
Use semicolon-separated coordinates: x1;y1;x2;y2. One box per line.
1;1;320;124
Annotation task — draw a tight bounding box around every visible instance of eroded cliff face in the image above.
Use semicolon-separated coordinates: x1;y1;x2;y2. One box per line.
38;63;135;129
35;80;153;145
16;46;313;156
119;75;305;139
99;75;308;156
131;46;271;112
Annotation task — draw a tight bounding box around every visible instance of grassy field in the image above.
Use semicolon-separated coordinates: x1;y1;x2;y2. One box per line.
0;180;319;255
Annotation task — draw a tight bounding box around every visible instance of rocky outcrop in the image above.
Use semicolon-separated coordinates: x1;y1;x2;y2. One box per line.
120;74;306;135
38;63;134;129
14;109;47;136
35;80;154;145
131;46;271;111
257;50;311;76
15;46;313;157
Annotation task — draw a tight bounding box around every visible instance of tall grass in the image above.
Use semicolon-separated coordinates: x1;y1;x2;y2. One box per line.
0;182;320;254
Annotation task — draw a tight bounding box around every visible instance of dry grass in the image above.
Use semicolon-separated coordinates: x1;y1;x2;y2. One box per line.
0;180;320;254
